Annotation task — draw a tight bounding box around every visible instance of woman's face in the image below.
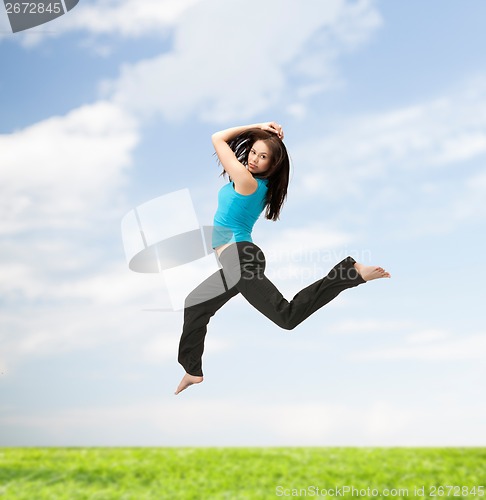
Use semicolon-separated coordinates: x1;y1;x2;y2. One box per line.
248;140;272;175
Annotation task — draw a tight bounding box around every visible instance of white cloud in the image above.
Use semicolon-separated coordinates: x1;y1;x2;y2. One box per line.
101;0;382;123
0;113;188;369
0;100;139;234
5;0;203;48
0;298;182;372
235;223;358;292
292;76;486;202
287;75;486;238
405;329;451;344
68;0;202;37
329;318;413;335
0;100;157;375
449;169;486;223
351;331;486;361
260;224;352;263
141;334;229;363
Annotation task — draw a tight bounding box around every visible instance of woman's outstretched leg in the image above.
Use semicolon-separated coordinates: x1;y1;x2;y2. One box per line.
219;242;390;331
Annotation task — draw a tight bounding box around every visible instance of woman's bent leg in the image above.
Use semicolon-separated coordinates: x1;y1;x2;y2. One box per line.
178;267;239;376
219;242;366;331
240;255;365;330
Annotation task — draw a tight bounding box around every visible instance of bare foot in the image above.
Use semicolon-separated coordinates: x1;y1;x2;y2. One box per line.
354;262;391;281
174;373;203;395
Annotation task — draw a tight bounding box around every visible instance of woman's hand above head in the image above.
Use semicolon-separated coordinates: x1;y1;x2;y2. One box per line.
259;121;284;140
211;121;284;191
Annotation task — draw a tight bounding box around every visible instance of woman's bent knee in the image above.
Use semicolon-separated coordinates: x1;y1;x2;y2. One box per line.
276;317;297;331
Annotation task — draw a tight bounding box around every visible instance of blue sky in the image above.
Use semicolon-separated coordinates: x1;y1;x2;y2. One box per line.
1;0;486;446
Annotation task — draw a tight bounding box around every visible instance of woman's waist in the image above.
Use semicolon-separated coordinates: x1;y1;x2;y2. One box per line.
214;240;264;261
211;225;253;247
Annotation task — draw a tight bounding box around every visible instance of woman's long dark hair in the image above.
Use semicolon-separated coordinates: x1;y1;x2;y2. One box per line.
215;128;290;221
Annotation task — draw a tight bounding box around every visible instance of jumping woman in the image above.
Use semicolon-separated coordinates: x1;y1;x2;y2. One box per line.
175;121;390;395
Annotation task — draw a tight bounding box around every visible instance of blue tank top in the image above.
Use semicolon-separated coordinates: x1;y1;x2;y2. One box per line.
212;177;269;248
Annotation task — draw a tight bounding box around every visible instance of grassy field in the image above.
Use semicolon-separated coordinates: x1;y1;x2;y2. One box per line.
0;447;484;499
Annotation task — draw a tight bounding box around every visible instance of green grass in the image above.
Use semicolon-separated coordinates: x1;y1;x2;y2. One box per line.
0;448;484;499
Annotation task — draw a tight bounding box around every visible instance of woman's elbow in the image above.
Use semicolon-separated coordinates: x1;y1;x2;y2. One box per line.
211;131;224;143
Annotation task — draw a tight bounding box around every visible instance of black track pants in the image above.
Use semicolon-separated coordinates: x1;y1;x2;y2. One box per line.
178;241;366;376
